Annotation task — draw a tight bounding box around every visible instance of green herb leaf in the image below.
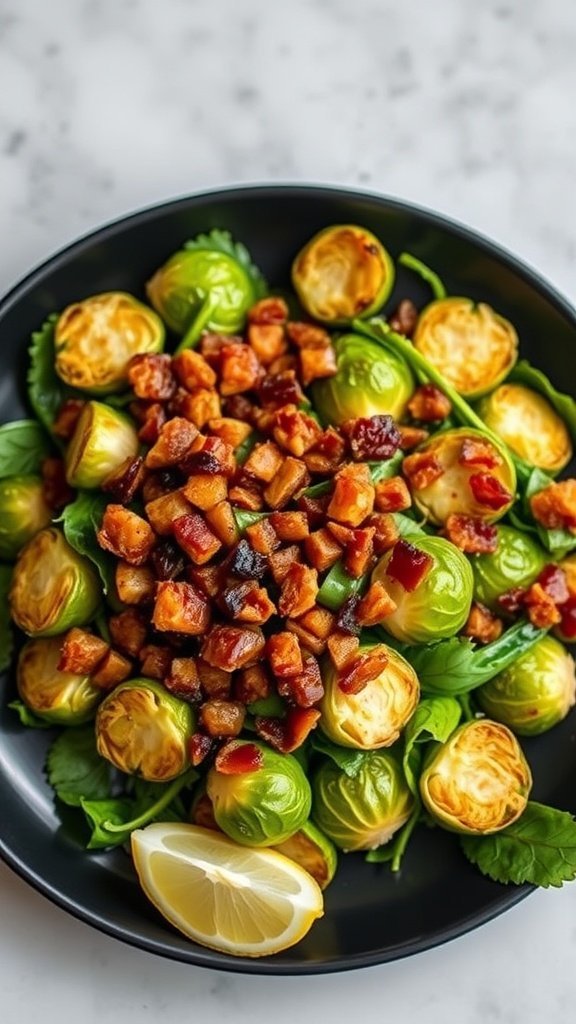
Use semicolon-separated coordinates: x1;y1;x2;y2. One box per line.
58;490;120;606
46;727;113;807
521;468;576;558
0;419;54;478
232;508;268;532
461;802;576;887
27;315;74;437
398;252;447;300
310;733;365;777
184;229;267;299
81;768;196;849
509;360;576;445
402;697;461;794
0;564;14;672
8;700;52;729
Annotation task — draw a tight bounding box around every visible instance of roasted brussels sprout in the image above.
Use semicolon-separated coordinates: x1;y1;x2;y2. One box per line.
9;527;100;636
413;297;518;398
312;333;414;426
273;820;338;890
373;535;474;644
312;750;414;852
55;292;165;394
292;224;395;324
0;474;52;560
477;383;573;474
470;525;547;613
319;645;420;749
419;719;532;834
477;636;576;736
17;636;102;725
207;741;311;847
65;401;139;489
404;427;516;525
96;678;194;782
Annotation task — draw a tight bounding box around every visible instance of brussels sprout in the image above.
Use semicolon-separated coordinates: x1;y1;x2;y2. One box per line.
373;535;474;644
96;678;194;782
319;644;420;749
312;333;414;426
476;636;576;736
0;474;52;560
9;527;100;636
207;741;311;847
470;525;548;613
17;636;102;725
55;292;165;394
419;719;532;834
413;297;518;398
477;383;573;474
65;401;139;489
406;427;516;525
273;820;338;889
292;224;394;324
312;750;414;852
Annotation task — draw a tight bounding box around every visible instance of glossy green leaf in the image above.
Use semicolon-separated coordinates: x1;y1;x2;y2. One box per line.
46;726;113;806
0;420;53;478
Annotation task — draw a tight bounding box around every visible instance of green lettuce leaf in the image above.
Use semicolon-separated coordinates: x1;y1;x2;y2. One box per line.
81;769;196;849
27;315;74;437
310;732;365;777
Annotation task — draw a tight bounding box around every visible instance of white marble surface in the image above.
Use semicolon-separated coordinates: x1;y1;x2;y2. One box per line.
1;0;576;1020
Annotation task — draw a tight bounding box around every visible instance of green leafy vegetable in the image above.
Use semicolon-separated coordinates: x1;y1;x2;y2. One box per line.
0;565;13;672
81;769;195;849
27;315;74;436
310;732;365;777
184;229;267;299
46;726;113;806
58;490;121;605
398;252;446;300
0;420;53;478
8;700;52;729
461;802;576;887
402;696;462;794
522;469;576;558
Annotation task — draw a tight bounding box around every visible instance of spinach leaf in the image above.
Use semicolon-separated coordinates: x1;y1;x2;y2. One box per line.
402;696;461;795
27;314;73;437
8;700;52;729
46;726;113;806
310;732;365;777
184;229;267;299
0;564;14;673
0;419;53;478
81;768;196;849
58;490;120;605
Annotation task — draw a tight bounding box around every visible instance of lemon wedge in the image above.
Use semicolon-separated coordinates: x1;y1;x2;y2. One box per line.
131;823;324;957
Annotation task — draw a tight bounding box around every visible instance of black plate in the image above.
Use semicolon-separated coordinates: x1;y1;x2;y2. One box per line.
1;185;575;975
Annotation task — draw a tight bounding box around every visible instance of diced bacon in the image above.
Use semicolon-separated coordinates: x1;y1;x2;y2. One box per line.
338;646;389;695
535;564;570;605
297;493;331;528
187;565;224;599
263;457;310;509
386;539;434;591
258;370;304;409
219;342;261;396
268;544;302;583
469;473;513;511
267;631;304;678
207;417;252;449
183;435;237;477
374;476;412;513
180;473;228;511
266;354;298;376
559;596;576;640
173;513;222;565
58;628;109;674
135;402;167;445
407;384;452;423
296;605;335;640
327;463;375;527
52;399;85;440
255;708;321;754
145;491;193;535
530;480;576;534
285;619;327;657
341;415;402;461
128;353;176;401
365;513;400;555
286;322;331;349
164;657;201;702
90;650;133;690
299;345;338;386
228;483;264;511
115;562;156;605
248;323;287;366
402;451;444;490
189;733;214;767
97;505;156;565
197;659;232;699
201;625;265;671
108;608;148;657
342;526;375;578
220;580;276;624
356;581;397;626
389;298;418;337
269;511;309;542
272;405;322;457
204;501;240;547
234;664;272;705
277;655;324;708
398;425;430;451
462;602;503;644
459;437;502;468
278;562;319;617
172;349;217;390
303;427;346;475
151;539;185;580
199;700;246;739
176;387;222;428
226;539;268;579
336;596;362;636
243;441;284;483
304;528;343;572
200;332;237;367
41;457;73;510
152;581;211;635
248;296;289;326
214;740;264;774
245;518;280;555
145;417;199;469
326;632;360;670
497;587;527;615
139;644;173;679
524;582;562;628
444;514;499;554
102;456;145;504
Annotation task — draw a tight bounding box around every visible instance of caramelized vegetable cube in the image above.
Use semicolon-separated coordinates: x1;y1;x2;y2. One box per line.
152;581;211;635
269;511;309;541
374;477;412;513
243;441;284;483
139;644;173;679
172;349;217;390
90;649;133;690
108;608;148;656
201;625;266;671
268;544;302;584
245;518;280;555
278;563;319;618
356;581;397;626
164;657;201;702
145;491;193;536
248;323;287;365
263;457;310;509
173;513;222;564
145;417;199;469
327;463;375;527
204;500;240;547
58;628;109;674
97;505;156;565
180;473;228;511
304;529;343;572
199;700;246;738
267;632;304;678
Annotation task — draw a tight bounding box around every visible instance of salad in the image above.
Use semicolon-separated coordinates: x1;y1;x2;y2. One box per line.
1;222;576;958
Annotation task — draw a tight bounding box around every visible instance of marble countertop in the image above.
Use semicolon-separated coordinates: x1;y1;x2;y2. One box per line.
2;0;576;1021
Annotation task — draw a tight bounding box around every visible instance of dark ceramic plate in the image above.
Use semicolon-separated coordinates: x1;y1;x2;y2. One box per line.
1;185;575;975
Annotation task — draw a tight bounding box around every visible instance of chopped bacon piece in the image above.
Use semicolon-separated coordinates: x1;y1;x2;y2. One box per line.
245;518;280;555
342;415;402;461
199;700;246;738
336;596;362;636
145;491;193;535
374;476;412;513
172;349;217;391
403;451;443;490
243;441;284;483
387;539;434;591
338;646;389;695
299;345;338;386
303;428;346;475
389;298;418;338
201;625;265;671
226;539;268;579
326;521;354;546
115;562;156;605
266;354;298;376
297;605;335;640
356;581;397;626
285;619;327;657
151;536;187;579
173;513;222;565
326;631;360;670
220;580;276;624
207;417;252;450
214;740;263;774
469;473;513;511
536;564;570;605
277;655;324;708
407;384;452;423
200;332;238;368
268;543;302;583
255;708;321;754
559;596;576;640
267;631;304;678
141;468;183;504
152;581;211;635
135;402;167;445
444;514;498;554
52;398;85;440
366;513;400;555
164;657;201;702
524;582;562;628
263;457;310;509
90;650;133;690
258;370;304;409
97;505;155;565
343;526;376;578
102;456;145;504
197;659;232;699
459;437;502;468
183;435;237;477
297;493;330;528
248;296;289;326
228;483;264;511
278;562;319;617
139;644;173;679
269;510;309;542
462;602;503;644
145;417;199;469
219;342;261;396
234;664;271;705
128;353;176;401
176;387;221;428
530;480;576;534
189;733;214;767
187;565;224;599
41;457;73;510
328;463;375;527
58;628;109;674
304;528;343;572
108;609;148;657
497;587;527;615
286;321;332;349
248;323;287;366
272;405;322;457
398;425;430;451
180;473;228;511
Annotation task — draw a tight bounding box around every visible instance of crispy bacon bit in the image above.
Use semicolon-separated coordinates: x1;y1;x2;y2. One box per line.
303;428;346;475
255;707;321;754
336;596;362;637
469;473;513;511
338;646;389;695
299;345;337;386
297;493;330;528
304;528;343;572
102;456;145;504
403;451;443;490
189;733;213;767
258;370;304;409
245;518;280;555
462;602;503;644
221;580;276;624
201;625;265;672
459;437;502;468
172;350;217;390
200;332;237;367
536;564;570;605
145;491;193;535
328;463;375;527
286;322;332;349
41;457;73;510
164;657;201;702
326;631;360;670
248;323;287;366
199;700;246;738
277;656;324;708
285;619;326;657
58;628;109;674
234;664;271;705
115;562;156;604
387;539;434;591
267;631;304;678
145;417;199;470
128;353;176;401
176;387;222;428
207;417;252;449
356;581;397;626
139;644;173;679
197;659;232;699
180;473;228;512
263;457;310;509
135;402;167;444
342;527;375;578
173;513;222;565
248;296;289;326
342;415;402;461
444;514;499;554
219;342;261;396
374;477;412;514
187;565;223;599
108;609;148;657
243;441;285;483
268;544;302;584
52;398;85;440
398;425;430;451
389;298;418;338
152;581;211;635
228;483;264;511
183;435;237;477
214;740;264;774
97;505;155;565
272;405;322;457
497;587;527;615
559;596;576;639
524;582;562;629
227;539;268;580
278;562;319;618
296;605;335;640
530;480;576;534
269;511;309;542
407;385;452;423
204;501;239;548
90;650;133;690
366;513;400;555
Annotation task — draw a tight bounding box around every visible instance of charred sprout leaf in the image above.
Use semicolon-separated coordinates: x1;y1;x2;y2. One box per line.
0;565;14;672
310;731;369;778
28;315;75;437
46;726;113;807
8;700;52;729
81;768;196;850
0;419;54;477
461;802;576;887
59;490;120;605
0;475;53;560
402;696;462;795
398;252;446;300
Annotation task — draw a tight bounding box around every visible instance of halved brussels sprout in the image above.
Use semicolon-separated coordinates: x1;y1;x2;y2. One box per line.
413;297;518;398
17;636;102;725
206;741;311;847
65;401;139;489
292;224;394;324
419;719;532;834
55;292;165;394
9;527;100;636
312;750;414;852
470;525;548;613
273;820;338;890
96;678;194;782
477;383;573;474
405;427;516;525
312;332;414;426
319;644;420;749
373;535;474;644
476;636;576;736
0;474;52;560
